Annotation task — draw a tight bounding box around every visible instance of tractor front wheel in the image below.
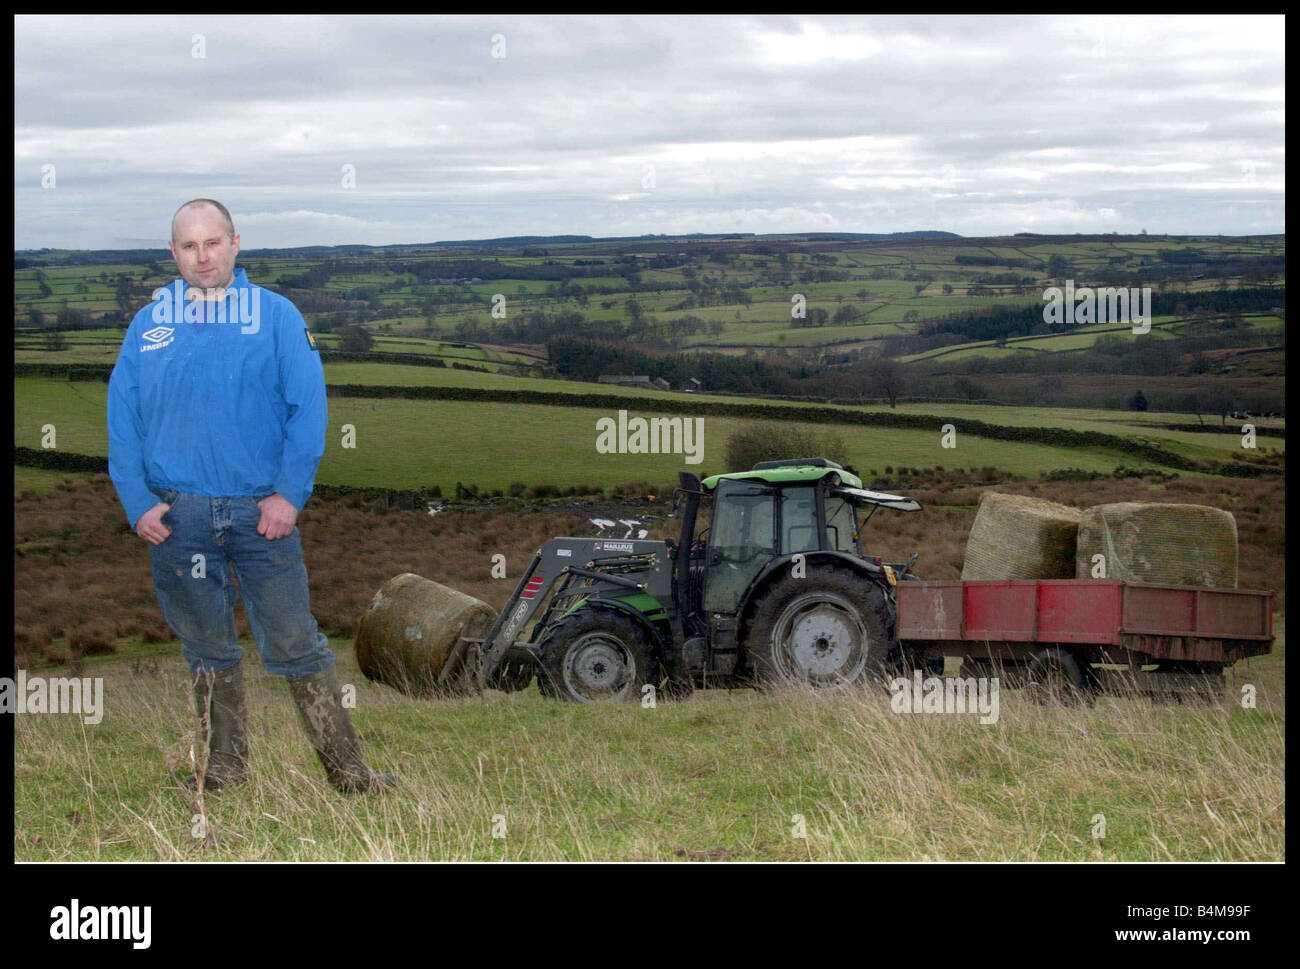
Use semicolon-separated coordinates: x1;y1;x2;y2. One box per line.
538;608;657;703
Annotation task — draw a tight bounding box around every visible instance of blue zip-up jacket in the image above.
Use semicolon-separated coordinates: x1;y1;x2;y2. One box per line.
107;267;327;530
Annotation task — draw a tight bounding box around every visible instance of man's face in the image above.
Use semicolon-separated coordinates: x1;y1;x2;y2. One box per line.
170;204;240;293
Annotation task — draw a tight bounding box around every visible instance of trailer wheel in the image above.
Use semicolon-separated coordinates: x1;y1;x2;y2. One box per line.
538;608;657;704
744;566;891;690
1023;646;1092;706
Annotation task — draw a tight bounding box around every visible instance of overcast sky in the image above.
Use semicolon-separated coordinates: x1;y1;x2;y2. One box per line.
14;14;1286;251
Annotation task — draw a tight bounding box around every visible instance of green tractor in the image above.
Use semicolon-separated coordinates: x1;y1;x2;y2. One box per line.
470;458;923;702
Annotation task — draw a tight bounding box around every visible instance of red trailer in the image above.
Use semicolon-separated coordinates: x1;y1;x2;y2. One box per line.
895;579;1274;700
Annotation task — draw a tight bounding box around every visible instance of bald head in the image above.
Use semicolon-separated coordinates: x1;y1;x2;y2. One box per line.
169;198;241;293
172;198;235;243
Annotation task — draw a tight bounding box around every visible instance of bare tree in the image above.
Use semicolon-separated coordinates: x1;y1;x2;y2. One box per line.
870;357;907;409
1186;388;1234;426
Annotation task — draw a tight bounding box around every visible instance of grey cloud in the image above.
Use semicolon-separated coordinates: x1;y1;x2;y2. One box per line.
14;14;1284;248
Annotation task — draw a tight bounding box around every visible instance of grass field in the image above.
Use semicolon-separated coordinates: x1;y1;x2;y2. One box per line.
15;465;79;495
900;314;1285;363
321;363;1285;454
13;328;546;372
12;624;1284;861
14;368;1280;490
18;374;1245;490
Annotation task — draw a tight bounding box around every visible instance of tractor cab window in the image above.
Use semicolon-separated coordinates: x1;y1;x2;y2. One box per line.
780;487;819;554
823;494;858;553
702;480;776;614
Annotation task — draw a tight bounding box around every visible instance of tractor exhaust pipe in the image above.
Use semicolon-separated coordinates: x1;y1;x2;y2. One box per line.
674;472;703;636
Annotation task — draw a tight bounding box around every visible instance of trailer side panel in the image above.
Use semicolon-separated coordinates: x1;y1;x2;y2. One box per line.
897;579;1273;666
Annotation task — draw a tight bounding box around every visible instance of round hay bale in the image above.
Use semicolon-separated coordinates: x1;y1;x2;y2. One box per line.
961;492;1082;580
353;573;498;696
1075;503;1237;587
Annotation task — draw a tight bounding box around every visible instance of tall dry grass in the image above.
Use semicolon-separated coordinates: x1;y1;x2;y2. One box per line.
13;638;1284;861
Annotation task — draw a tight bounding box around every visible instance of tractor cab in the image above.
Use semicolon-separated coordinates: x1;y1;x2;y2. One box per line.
688;459;920;616
668;458;922;683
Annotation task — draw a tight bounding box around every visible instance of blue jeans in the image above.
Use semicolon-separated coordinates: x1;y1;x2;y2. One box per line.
149;488;335;679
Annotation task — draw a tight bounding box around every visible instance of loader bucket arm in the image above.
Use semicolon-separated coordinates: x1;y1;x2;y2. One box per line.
476;550;546;682
450;537;662;693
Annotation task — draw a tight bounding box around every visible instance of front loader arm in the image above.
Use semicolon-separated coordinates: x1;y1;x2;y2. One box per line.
472;539;656;686
477;550;546;683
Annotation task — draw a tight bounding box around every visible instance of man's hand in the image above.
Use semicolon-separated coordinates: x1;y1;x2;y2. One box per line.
135;502;173;545
257;493;299;540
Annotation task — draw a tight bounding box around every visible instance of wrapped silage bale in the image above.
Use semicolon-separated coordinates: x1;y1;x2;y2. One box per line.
354;572;498;696
1075;503;1238;588
961;492;1082;580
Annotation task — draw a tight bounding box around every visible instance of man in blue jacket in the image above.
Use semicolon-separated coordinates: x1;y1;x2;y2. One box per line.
108;198;393;794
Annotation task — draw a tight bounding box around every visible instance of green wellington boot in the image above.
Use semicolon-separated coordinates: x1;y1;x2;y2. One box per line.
287;666;396;793
186;664;248;791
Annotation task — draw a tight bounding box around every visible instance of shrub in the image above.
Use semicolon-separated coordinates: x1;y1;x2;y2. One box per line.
337;325;373;352
723;423;849;474
67;622;118;656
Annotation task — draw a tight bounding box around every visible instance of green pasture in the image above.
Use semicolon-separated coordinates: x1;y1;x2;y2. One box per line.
16;373;1261;491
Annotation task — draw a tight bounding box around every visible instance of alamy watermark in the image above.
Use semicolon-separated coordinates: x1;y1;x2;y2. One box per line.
150;280;261;333
49;899;150;949
889;670;999;724
595;409;703;465
2;671;103;725
1043;280;1151;334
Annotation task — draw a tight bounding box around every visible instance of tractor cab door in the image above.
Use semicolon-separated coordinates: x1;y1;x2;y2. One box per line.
779;485;821;554
821;489;860;553
702;479;777;615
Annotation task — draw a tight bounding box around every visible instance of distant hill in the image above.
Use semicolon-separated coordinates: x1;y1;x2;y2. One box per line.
242;230;964;255
15;229;963;263
788;231;962;241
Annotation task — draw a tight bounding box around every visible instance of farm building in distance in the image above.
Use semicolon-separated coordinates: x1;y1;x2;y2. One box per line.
598;374;653;389
597;375;683;392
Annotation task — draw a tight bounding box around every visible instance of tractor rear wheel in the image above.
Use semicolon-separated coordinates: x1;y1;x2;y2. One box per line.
538;608;657;703
744;565;891;690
